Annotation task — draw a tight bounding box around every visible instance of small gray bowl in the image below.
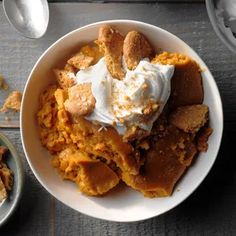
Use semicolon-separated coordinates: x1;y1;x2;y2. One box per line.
0;132;24;227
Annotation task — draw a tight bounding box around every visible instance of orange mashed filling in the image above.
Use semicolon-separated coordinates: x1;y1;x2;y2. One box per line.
37;27;211;197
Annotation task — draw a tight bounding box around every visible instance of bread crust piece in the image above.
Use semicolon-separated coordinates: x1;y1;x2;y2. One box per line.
97;25;125;80
123;31;153;70
0;91;22;112
169;105;209;133
64;83;96;116
67;52;94;70
54;69;76;90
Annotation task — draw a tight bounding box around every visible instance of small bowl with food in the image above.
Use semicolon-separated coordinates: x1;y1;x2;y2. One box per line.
0;132;24;227
21;20;223;222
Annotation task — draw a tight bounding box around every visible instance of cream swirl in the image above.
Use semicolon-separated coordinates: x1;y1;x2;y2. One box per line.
75;57;174;134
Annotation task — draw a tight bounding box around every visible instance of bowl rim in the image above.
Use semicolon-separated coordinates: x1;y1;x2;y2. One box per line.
20;19;224;222
0;132;24;227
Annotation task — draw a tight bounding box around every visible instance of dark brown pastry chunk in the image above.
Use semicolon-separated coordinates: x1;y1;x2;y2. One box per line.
169;105;209;133
152;52;203;109
122;125;197;197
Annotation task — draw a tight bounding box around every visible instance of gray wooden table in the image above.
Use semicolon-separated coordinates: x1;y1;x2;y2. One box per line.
0;2;236;236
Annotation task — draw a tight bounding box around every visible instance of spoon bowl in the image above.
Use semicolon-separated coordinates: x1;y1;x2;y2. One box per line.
206;0;236;54
3;0;49;39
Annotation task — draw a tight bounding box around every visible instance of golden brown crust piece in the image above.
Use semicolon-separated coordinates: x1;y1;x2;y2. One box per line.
169;105;209;133
0;91;22;113
67;52;94;70
197;127;213;152
64;83;96;116
54;69;76;90
97;25;125;80
123;31;153;70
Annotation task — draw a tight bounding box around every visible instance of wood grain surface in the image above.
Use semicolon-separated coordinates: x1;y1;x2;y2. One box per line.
0;2;235;236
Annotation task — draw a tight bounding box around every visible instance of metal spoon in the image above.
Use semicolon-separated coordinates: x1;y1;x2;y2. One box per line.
3;0;49;39
206;0;236;54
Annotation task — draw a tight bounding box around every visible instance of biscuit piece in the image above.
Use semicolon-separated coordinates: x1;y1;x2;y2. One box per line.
152;52;203;108
169;105;209;133
67;52;94;70
80;45;104;65
64;83;96;116
123;31;153;70
97;25;125;80
54;69;76;90
197;127;213;152
0;91;22;112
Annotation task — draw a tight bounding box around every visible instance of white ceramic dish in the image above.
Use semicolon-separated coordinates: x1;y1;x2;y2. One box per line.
20;20;223;222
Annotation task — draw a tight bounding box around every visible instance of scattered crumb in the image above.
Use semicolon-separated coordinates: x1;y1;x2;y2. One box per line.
200;66;207;72
4;116;11;122
0;91;22;113
0;74;9;90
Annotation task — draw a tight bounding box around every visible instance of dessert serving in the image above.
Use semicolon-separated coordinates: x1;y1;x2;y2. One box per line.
37;25;212;198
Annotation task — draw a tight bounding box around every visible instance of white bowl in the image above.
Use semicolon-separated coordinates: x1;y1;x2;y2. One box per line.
20;20;223;222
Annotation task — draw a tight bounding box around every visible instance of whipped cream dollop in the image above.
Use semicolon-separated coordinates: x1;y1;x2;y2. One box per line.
75;57;174;134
